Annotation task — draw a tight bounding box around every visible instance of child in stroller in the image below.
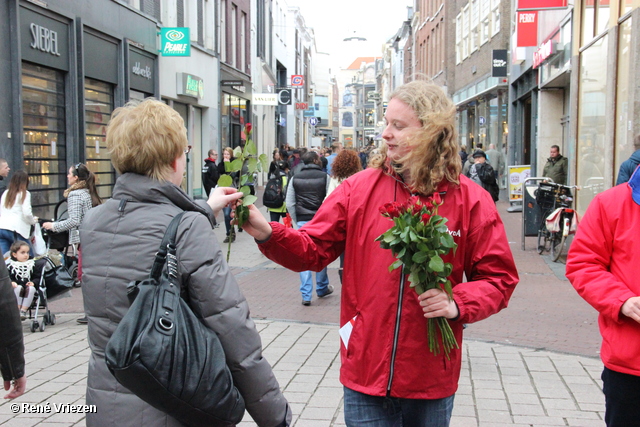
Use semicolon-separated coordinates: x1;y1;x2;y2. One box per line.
7;241;45;320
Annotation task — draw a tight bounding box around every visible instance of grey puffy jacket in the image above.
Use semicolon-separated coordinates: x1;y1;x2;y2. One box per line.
80;173;290;427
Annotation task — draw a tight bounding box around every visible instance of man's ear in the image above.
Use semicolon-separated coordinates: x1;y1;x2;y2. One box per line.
171;157;178;172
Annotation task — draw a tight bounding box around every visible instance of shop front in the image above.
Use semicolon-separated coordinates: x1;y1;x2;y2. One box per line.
1;0;158;218
220;72;252;152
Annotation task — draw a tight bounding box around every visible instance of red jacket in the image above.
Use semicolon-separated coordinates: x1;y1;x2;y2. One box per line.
259;167;518;399
566;183;640;375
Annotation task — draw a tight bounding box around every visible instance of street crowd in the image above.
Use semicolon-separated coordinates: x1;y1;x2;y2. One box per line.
1;80;639;427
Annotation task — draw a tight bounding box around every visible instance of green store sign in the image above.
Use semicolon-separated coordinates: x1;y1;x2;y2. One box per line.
178;73;204;99
160;27;190;56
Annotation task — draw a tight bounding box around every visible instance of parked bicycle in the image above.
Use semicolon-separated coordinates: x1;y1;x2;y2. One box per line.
535;182;578;262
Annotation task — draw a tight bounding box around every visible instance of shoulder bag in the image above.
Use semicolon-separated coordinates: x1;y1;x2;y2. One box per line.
105;212;245;427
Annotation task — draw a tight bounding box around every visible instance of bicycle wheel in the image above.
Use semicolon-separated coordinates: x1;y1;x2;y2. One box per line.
537;229;546;254
550;232;561;259
553;234;567;262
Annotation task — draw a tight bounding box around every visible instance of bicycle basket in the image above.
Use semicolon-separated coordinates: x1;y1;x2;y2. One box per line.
535;183;559;210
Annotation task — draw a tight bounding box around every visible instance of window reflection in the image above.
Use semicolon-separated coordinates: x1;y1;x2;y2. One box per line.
21;62;66;219
577;34;607;214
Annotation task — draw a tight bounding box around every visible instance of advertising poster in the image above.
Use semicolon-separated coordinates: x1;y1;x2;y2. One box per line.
508;165;531;201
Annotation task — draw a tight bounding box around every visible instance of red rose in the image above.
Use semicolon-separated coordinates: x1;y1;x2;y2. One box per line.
432;192;442;206
421;213;432;224
245;123;253;135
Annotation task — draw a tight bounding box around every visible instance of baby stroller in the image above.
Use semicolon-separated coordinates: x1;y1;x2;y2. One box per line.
40;199;80;286
25;255;73;332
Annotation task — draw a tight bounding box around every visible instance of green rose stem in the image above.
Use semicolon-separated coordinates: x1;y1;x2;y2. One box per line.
376;196;459;358
216;123;269;262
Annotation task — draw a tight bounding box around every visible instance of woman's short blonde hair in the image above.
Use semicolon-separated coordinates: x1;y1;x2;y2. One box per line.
106;99;188;181
370;81;461;195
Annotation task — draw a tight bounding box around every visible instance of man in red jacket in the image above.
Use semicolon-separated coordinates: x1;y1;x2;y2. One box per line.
566;166;640;427
241;81;518;426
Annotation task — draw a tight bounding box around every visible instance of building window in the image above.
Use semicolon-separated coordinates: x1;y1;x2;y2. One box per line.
462;5;469;60
614;17;632;184
84;78;115;200
219;0;226;62
240;12;246;72
231;4;237;67
470;0;479;53
480;0;490;44
456;13;462;64
21;62;66;218
576;34;607;214
491;0;500;37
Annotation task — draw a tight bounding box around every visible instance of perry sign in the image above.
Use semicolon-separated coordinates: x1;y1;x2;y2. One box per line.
291;75;304;86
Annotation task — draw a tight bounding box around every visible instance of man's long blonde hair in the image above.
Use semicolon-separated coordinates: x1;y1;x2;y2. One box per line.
370;81;461;195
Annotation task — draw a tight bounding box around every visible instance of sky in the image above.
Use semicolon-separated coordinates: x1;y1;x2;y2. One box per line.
286;0;413;71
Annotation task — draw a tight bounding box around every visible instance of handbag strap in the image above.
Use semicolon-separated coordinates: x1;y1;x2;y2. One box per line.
149;212;186;281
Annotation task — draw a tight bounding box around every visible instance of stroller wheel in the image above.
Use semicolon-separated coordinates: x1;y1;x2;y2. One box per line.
43;312;50;325
50;313;56;325
39;321;46;332
30;321;38;333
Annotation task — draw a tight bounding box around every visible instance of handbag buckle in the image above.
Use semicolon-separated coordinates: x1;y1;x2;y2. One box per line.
158;317;174;331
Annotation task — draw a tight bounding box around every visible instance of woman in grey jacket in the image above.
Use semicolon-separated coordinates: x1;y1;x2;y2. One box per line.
79;99;290;427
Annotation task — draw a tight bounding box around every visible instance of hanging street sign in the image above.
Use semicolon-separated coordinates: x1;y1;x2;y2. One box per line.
308;117;318;126
160;28;190;56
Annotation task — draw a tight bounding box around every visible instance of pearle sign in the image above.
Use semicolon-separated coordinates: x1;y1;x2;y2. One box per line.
30;23;60;56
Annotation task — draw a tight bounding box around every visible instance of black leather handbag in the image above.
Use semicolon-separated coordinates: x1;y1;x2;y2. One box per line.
104;212;245;427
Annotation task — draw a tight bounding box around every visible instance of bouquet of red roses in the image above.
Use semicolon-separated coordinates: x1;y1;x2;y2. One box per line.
375;193;459;358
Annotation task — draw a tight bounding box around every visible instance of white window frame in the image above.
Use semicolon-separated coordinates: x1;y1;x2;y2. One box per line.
231;4;237;67
462;5;469;59
480;0;490;45
456;12;462;64
470;0;479;53
491;0;500;37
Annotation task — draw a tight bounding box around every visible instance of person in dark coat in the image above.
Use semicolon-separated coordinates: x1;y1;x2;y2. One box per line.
201;149;219;196
0;159;9;196
81;98;291;427
616;134;640;185
0;259;27;399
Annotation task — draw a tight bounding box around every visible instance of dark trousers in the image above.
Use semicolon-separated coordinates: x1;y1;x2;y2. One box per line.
602;367;640;427
269;211;286;223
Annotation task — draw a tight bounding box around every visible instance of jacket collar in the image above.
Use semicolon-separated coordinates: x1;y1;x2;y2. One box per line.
112;173;209;215
629;165;640;206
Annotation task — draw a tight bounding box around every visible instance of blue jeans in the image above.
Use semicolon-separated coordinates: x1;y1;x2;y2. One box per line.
223;206;234;236
343;386;454;427
0;229;33;258
297;221;329;301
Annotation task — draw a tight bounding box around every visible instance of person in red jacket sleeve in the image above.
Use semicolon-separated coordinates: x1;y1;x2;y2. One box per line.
566;166;640;427
241;81;518;426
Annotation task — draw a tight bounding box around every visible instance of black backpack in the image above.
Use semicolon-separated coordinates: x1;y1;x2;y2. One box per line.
263;176;285;209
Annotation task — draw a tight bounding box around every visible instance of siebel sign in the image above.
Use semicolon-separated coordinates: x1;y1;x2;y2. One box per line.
30;23;60;56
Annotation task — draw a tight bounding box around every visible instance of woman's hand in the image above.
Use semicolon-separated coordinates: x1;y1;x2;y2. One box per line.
26;282;34;287
418;288;459;320
42;222;54;231
207;187;243;216
4;376;27;399
11;282;17;288
235;204;273;242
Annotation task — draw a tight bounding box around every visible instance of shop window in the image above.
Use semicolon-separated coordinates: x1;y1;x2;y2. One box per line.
576;34;607;214
614;17;632;184
21;62;65;218
84;78;115;200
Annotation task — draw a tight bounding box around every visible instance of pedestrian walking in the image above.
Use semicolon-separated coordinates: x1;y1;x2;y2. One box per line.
240;80;518;426
0;171;38;257
326;149;362;284
485;143;505;182
285;151;332;306
201;149;219;197
465;150;499;202
616;134;640;185
0;158;10;196
42;163;101;324
0;259;27;399
80;98;290;427
566;165;640;427
218;147;238;243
